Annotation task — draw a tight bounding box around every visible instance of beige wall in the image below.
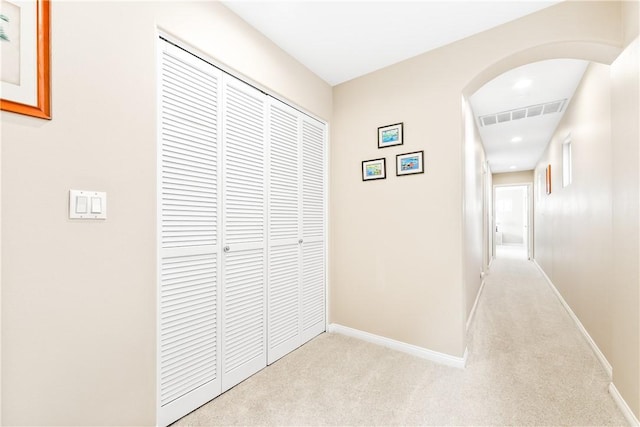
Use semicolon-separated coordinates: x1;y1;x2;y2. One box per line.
330;1;623;358
535;43;640;419
535;61;613;369
0;2;331;426
463;99;486;323
622;0;640;46
492;170;534;185
611;36;639;418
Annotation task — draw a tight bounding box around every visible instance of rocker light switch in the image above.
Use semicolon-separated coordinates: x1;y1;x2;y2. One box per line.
70;190;107;219
76;196;88;214
91;197;102;214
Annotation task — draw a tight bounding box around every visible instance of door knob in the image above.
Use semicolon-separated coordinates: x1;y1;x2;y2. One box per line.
223;245;230;253
298;239;303;244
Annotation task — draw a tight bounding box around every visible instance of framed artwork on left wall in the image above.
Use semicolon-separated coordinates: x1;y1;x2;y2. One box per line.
378;122;403;148
0;0;51;119
362;158;386;181
396;151;424;176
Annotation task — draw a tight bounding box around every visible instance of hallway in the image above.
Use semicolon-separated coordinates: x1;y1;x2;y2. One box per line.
174;256;626;426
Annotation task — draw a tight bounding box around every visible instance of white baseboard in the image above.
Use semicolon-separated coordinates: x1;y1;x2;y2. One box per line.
327;323;467;369
466;279;486;332
609;383;640;426
532;260;613;378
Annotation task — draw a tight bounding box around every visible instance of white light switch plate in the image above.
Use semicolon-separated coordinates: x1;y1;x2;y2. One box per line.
69;190;107;219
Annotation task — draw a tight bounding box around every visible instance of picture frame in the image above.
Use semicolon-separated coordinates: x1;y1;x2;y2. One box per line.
0;0;51;119
377;122;403;148
545;164;552;194
396;151;424;176
362;158;386;181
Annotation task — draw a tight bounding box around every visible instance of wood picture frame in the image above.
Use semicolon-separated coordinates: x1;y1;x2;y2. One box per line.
0;0;51;119
362;157;386;181
377;122;403;148
396;150;424;176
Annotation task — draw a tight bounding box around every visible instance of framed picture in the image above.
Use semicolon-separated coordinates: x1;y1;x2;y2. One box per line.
362;158;386;181
545;164;552;194
396;151;424;176
0;0;51;119
378;122;403;148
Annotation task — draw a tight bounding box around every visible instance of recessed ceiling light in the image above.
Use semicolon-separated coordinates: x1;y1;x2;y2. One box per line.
511;136;522;143
513;79;532;90
509;165;517;170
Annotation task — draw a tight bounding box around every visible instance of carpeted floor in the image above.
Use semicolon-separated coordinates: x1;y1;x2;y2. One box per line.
173;257;628;426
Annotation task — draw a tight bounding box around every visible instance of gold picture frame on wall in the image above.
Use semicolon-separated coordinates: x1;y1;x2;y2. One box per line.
0;0;51;119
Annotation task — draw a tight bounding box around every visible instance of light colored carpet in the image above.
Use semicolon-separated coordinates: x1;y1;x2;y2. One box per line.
173;257;628;426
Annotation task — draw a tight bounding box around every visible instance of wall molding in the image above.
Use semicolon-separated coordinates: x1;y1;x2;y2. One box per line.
533;260;613;378
327;323;467;369
466;279;486;332
609;383;640;426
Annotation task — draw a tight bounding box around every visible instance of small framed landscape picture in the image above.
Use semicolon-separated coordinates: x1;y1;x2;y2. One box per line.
378;122;403;148
396;151;424;176
362;158;386;181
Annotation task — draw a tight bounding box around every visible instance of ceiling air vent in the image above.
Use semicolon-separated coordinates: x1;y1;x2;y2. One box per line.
527;105;543;117
481;116;497;126
543;100;563;114
479;99;567;127
512;109;526;120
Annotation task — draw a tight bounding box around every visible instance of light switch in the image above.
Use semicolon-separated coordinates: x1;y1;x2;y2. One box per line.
76;196;88;214
91;197;102;214
70;190;107;219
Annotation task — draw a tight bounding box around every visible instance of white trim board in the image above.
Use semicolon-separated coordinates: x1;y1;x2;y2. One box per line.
609;383;640;427
327;324;467;369
466;279;486;332
533;260;613;379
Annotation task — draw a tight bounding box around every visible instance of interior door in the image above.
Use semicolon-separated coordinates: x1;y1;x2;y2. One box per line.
267;98;302;364
220;74;268;391
158;39;222;427
300;117;326;343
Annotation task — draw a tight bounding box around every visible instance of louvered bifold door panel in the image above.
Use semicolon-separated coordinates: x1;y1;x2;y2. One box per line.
158;39;222;427
267;99;302;364
221;74;267;391
301;117;326;343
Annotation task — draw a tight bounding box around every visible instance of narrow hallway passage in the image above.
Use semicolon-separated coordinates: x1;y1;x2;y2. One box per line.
464;256;626;425
174;256;627;426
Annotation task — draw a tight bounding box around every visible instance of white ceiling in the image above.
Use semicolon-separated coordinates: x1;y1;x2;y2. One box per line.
222;1;582;175
222;1;562;86
469;59;588;173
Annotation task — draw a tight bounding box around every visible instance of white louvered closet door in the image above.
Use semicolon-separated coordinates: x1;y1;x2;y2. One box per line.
301;116;326;343
267;98;302;364
220;74;268;391
158;40;222;427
